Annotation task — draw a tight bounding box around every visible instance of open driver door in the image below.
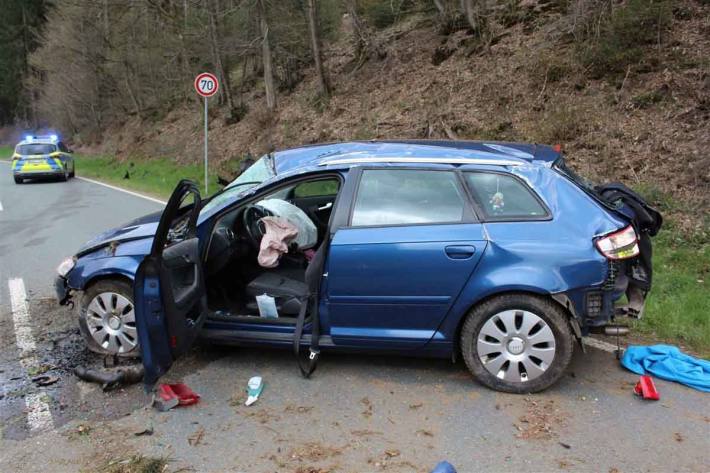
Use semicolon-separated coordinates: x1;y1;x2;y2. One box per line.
134;180;207;388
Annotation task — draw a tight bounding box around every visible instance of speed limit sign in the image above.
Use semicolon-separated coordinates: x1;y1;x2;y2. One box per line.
195;72;219;195
194;72;219;97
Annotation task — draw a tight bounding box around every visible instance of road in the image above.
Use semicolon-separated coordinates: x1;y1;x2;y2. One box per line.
0;161;163;297
0;163;708;472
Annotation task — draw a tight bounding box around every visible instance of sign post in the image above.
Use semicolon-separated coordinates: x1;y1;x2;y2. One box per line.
194;72;219;195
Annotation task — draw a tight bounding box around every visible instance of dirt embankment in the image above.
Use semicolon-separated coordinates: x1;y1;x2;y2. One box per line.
89;1;709;227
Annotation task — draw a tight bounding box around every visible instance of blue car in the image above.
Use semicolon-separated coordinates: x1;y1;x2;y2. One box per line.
55;141;661;393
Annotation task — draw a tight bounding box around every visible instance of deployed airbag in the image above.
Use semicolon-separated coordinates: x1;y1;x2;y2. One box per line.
256;199;317;250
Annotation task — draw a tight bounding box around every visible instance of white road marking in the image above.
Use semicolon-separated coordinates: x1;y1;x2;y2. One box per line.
75;176;167;205
0;199;3;211
583;336;619;353
8;278;55;433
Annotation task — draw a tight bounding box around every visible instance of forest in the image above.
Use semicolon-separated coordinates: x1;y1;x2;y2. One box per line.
0;0;707;226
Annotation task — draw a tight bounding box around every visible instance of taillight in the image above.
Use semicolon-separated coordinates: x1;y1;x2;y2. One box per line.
595;225;639;260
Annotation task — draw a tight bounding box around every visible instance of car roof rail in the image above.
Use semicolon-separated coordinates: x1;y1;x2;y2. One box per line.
318;156;523;167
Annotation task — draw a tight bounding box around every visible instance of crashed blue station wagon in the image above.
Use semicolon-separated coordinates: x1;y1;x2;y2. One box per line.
55;140;661;393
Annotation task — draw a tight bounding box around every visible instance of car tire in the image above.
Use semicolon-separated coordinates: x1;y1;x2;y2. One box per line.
69;168;75;178
78;279;140;357
460;293;574;394
60;168;68;182
14;176;23;184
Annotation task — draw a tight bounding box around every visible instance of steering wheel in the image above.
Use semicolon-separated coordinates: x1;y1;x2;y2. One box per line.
243;204;274;248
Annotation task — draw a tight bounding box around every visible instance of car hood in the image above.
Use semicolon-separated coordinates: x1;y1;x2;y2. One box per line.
77;210;162;256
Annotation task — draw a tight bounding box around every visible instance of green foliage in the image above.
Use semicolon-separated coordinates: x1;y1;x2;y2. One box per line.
0;0;48;124
360;0;415;29
531;105;587;144
75;155;222;199
631;88;668;109
634;225;710;356
577;0;672;79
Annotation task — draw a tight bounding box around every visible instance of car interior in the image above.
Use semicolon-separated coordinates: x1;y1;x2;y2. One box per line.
202;175;341;323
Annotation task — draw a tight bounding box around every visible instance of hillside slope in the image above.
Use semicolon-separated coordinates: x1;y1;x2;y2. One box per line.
90;0;708;227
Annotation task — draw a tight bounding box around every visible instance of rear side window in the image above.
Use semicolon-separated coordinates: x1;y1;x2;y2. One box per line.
351;169;465;226
464;172;548;220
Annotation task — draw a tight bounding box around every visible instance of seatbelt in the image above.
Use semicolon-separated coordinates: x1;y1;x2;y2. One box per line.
293;240;328;378
293;294;319;378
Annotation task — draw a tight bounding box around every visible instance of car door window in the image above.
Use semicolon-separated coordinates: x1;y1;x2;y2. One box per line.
350;169;465;226
293;179;339;198
464;172;548;220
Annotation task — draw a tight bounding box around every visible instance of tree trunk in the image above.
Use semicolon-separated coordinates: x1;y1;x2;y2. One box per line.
433;0;447;17
460;0;478;32
207;0;235;114
257;0;276;111
306;0;329;96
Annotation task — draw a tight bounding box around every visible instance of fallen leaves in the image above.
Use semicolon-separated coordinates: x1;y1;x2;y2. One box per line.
514;398;565;441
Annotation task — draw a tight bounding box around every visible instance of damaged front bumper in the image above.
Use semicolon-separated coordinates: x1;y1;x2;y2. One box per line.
55;275;73;306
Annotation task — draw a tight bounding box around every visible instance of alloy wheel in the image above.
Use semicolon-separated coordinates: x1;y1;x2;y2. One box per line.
85;292;138;354
476;309;556;383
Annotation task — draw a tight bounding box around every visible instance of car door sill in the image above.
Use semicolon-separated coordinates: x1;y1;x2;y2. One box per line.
201;327;334;347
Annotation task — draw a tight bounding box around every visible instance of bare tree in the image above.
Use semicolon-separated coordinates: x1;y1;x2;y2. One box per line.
306;0;329;96
256;0;276;110
206;0;236;115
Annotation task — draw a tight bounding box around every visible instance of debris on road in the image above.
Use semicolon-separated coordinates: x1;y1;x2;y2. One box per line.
133;426;154;437
74;365;144;391
245;375;264;406
621;345;710;392
32;375;59;386
154;383;200;411
514;398;564;441
188;426;205;446
634;375;661;401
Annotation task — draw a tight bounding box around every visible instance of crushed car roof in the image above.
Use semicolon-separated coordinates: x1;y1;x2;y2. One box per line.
272;140;560;174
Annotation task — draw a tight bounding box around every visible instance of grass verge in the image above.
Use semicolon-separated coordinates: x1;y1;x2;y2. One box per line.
633;226;709;357
74;154;222;199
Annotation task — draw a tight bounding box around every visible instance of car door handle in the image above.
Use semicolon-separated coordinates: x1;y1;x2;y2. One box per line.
317;202;333;211
445;245;476;259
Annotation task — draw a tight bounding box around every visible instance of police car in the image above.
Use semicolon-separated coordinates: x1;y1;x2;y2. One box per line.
11;134;75;184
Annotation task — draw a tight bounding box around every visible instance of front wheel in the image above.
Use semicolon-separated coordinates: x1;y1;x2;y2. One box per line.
78;279;140;357
460;294;574;393
14;176;23;184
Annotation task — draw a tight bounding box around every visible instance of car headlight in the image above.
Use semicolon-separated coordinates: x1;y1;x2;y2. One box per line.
57;257;76;277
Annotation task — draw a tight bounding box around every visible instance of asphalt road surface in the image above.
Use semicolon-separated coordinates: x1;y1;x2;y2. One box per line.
0;163;708;472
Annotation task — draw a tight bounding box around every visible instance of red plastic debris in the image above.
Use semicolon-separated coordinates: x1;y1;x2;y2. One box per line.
634;375;660;400
156;383;200;411
552;144;562;152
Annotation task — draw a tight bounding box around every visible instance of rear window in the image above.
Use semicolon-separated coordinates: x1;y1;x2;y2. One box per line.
16;144;56;155
553;158;598;194
464;172;548;220
351;169;465;226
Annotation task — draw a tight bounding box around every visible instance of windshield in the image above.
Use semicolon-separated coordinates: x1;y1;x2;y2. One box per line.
17;143;56;155
200;154;275;215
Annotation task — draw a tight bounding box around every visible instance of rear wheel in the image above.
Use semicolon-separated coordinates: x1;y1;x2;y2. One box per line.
460;294;574;393
14;176;23;184
79;280;139;357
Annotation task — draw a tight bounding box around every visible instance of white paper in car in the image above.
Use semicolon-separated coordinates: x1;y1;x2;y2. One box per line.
256;294;279;318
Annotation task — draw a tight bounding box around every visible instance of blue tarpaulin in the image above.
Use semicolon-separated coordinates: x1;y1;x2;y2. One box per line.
621;345;710;392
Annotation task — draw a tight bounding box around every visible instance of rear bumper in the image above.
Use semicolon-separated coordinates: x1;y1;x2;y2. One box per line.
15;170;64;179
560;259;647;334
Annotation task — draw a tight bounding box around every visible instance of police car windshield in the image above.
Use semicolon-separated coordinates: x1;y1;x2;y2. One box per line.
200;154;275;215
17;143;56;155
